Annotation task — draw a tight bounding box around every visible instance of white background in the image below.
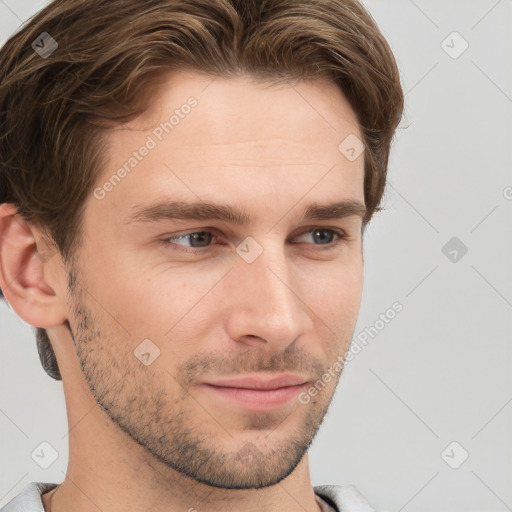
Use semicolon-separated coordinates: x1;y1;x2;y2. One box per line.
1;1;511;510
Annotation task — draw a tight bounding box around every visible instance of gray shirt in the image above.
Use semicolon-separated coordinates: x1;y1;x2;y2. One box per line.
1;481;377;512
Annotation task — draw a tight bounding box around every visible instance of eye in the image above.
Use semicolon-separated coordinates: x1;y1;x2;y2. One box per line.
292;228;346;248
161;227;346;254
167;231;214;249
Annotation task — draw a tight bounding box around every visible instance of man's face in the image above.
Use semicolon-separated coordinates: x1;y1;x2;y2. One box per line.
64;70;365;489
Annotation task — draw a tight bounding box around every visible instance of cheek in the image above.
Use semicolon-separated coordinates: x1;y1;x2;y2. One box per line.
76;252;161;343
96;263;221;345
307;259;363;330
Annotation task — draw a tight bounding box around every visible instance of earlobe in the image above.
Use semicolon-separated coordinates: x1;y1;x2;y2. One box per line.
0;203;67;329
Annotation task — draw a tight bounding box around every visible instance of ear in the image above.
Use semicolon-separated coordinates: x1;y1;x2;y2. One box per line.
0;203;67;328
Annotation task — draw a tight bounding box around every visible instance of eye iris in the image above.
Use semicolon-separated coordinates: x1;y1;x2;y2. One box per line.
188;232;212;247
312;229;334;244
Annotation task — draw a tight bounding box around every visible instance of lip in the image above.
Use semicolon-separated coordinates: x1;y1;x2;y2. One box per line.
205;373;309;390
200;373;309;412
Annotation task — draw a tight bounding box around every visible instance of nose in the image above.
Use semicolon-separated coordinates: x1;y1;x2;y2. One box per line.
221;241;313;352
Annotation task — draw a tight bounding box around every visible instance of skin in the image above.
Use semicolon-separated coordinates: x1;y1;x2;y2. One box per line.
0;69;366;512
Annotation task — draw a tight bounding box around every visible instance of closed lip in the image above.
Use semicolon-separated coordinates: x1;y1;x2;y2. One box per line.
204;373;309;390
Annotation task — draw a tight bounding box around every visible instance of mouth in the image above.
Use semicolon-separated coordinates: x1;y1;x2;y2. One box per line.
200;373;309;411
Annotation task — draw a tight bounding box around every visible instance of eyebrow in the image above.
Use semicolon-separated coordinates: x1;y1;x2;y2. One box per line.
123;199;367;226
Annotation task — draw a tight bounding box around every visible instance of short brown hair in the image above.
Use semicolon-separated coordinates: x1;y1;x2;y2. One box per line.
0;0;404;380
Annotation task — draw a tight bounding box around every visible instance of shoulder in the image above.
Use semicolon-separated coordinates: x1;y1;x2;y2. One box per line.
0;482;58;512
314;484;377;512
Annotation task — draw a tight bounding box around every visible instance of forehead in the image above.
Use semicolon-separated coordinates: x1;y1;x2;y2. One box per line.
109;69;363;154
93;70;365;218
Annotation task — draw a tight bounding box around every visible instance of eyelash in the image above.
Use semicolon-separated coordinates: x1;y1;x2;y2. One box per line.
160;228;347;254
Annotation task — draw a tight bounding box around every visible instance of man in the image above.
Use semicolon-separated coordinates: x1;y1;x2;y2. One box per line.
0;0;403;511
